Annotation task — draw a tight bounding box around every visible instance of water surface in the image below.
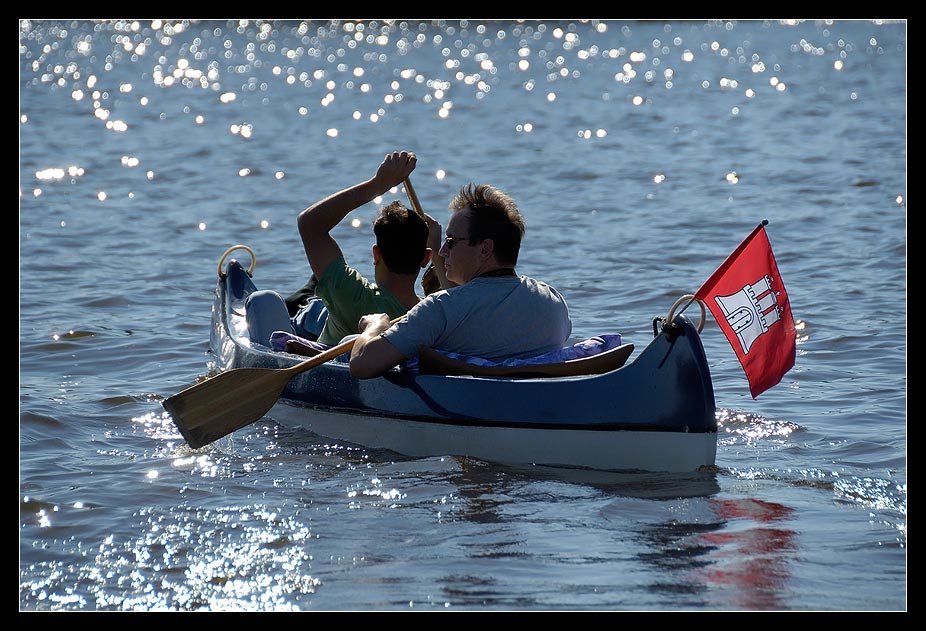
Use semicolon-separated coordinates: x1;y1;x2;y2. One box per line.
20;19;906;611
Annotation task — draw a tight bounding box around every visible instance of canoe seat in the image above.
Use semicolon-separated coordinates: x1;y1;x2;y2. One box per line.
417;343;634;378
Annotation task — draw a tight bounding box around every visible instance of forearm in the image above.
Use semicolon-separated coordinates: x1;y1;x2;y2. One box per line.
298;177;384;236
297;177;389;278
349;324;406;379
299;151;417;279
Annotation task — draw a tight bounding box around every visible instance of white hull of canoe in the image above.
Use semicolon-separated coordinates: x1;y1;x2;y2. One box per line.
267;401;718;473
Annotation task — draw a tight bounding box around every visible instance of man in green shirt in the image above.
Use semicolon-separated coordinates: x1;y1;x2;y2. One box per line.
245;150;434;349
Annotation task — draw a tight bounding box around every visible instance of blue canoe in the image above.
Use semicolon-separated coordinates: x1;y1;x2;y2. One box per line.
207;253;717;473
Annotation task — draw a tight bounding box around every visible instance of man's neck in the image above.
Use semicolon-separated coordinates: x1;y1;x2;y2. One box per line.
469;260;516;281
377;271;421;309
476;267;516;278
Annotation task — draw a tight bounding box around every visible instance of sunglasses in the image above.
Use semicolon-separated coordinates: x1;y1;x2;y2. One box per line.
443;236;471;250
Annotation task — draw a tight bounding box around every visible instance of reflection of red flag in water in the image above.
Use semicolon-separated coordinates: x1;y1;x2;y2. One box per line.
695;221;795;398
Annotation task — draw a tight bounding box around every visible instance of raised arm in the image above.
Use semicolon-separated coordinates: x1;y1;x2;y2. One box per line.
298;151;417;279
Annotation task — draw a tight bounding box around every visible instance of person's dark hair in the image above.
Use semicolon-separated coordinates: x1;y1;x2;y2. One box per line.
374;201;429;275
449;184;524;266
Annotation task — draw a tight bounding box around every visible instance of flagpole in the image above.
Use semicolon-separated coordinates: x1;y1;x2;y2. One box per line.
670;220;772;328
694;219;769;301
672;295;699;319
673;220;767;319
672;219;770;322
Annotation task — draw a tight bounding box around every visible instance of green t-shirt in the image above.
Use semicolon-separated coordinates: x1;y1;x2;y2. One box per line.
314;257;409;346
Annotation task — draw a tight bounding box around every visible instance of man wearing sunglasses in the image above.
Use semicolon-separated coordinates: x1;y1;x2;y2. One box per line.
349;182;572;379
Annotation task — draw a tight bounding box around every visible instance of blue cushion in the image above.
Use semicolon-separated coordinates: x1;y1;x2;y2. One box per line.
436;334;622;367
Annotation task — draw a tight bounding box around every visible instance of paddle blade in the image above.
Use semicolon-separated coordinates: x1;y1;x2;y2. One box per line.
163;367;293;448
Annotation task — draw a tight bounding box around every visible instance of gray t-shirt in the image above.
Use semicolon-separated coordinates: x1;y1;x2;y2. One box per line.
381;274;572;361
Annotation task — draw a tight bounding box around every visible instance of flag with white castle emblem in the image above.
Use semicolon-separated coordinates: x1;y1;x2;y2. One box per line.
695;221;796;398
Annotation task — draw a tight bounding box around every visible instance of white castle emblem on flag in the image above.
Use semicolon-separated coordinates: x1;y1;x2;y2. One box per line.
714;275;782;355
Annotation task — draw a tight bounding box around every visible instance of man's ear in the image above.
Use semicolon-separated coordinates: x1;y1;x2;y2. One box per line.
372;243;382;265
478;238;494;260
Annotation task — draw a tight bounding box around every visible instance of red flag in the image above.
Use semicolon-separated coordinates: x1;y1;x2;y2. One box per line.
695;221;795;398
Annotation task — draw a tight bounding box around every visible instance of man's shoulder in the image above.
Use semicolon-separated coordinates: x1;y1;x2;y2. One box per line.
513;274;561;293
317;258;369;289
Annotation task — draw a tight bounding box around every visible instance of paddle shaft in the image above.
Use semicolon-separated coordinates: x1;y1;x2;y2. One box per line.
404;178;424;217
281;332;363;378
281;312;405;377
405;177;444;295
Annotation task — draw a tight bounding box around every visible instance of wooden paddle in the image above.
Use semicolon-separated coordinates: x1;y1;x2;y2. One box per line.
404;177;423;218
164;317;401;449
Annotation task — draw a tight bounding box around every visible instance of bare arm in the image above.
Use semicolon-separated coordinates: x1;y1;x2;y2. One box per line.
349;313;408;379
298;151;417;279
